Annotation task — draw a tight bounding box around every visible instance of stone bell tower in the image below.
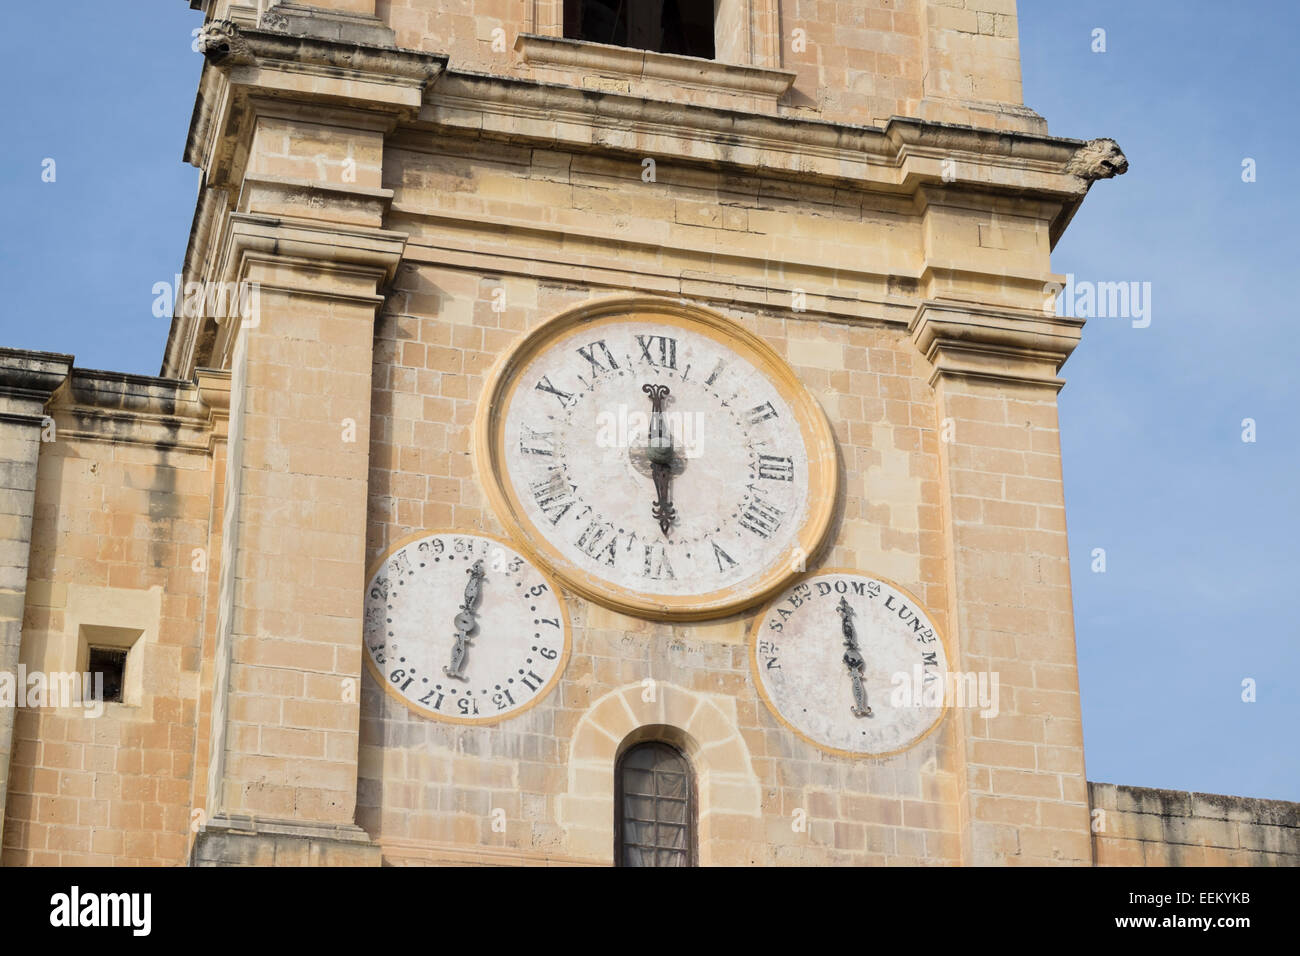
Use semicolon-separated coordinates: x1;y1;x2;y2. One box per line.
166;0;1125;867
8;0;1198;868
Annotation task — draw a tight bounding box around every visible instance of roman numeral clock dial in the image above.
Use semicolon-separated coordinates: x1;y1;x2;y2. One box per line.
363;532;570;723
475;298;838;620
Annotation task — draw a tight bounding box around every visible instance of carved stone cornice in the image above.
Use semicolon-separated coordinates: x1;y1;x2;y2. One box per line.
184;21;446;186
214;212;407;292
196;367;232;450
909;300;1086;391
185;22;1122;221
206;213;407;368
418;71;1122;244
44;369;214;451
0;348;73;425
170;20;1127;381
0;349;230;449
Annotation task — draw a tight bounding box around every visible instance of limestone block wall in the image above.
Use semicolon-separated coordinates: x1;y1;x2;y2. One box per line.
359;271;962;864
381;134;925;325
0;424;41;846
353;126;980;862
931;370;1089;864
0;349;71;850
1;372;215;865
1090;783;1300;867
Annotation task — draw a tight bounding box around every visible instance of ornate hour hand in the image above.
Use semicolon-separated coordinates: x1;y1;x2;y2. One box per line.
837;597;873;718
642;383;677;536
443;559;485;680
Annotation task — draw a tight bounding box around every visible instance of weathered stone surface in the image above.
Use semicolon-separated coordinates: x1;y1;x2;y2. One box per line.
191;815;380;867
4;2;1273;872
1090;783;1300;867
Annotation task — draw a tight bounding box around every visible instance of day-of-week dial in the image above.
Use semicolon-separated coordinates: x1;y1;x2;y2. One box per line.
363;532;569;724
750;572;950;757
504;322;811;599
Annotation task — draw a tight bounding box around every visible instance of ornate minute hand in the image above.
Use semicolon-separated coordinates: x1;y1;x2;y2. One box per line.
837;597;873;718
443;559;485;680
642;383;677;536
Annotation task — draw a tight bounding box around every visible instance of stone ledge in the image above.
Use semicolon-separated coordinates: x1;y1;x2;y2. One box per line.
419;72;1108;219
43;369;216;450
380;837;601;867
0;348;74;422
516;33;796;102
1090;781;1300;830
192;815;381;867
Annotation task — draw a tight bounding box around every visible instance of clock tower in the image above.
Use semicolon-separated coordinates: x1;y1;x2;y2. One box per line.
173;0;1125;866
61;0;1300;871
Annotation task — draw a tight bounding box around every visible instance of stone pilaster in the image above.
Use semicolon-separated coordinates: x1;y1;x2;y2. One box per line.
177;17;434;865
0;348;72;848
191;214;403;866
911;301;1093;864
917;0;1046;133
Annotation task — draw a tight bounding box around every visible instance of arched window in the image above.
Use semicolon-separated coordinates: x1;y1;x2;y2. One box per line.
616;741;696;866
564;0;716;60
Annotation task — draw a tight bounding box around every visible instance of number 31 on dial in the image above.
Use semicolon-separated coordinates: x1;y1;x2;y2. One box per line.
363;531;570;724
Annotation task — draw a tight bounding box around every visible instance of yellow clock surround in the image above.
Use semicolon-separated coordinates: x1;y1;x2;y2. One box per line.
474;295;840;621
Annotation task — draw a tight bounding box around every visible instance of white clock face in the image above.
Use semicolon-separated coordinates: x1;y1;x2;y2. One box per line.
751;572;950;757
363;532;569;724
479;302;838;619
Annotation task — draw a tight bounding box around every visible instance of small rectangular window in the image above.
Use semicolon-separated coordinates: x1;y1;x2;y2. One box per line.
87;646;128;703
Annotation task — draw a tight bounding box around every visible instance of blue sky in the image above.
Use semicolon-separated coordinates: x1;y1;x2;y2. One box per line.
0;2;1294;800
1021;0;1299;801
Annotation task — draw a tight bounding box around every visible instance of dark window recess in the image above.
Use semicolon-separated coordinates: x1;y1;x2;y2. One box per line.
564;0;715;59
616;741;696;866
88;647;127;703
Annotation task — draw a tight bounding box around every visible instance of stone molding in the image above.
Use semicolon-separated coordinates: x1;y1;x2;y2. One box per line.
396;228;916;328
192;814;381;866
422;71;1098;205
47;370;213;451
206;212;406;369
0;350;239;450
185;22;446;183
515;32;795;103
216;212;406;293
378;838;600;867
910;300;1086;390
196;367;232;451
0;348;73;424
